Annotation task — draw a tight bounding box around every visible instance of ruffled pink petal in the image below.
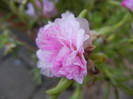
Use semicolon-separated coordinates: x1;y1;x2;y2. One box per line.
76;17;91;49
60;50;87;83
37;60;54;77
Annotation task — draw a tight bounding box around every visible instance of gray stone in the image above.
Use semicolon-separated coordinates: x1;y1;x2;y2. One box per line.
83;81;133;99
0;57;37;99
16;47;36;68
119;89;133;99
0;48;5;60
32;88;46;99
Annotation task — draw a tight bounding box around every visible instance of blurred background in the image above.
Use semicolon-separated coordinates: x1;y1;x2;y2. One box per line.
0;0;133;99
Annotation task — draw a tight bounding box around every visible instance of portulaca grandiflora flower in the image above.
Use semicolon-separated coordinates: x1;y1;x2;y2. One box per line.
36;12;91;84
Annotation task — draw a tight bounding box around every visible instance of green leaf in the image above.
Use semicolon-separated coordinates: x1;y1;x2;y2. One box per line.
78;9;87;18
117;82;133;95
28;18;38;30
18;4;27;23
114;88;119;99
9;1;18;14
104;82;111;99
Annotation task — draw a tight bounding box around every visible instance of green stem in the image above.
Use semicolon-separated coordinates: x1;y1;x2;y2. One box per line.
114;87;119;99
57;77;66;86
46;78;74;94
104;68;117;85
50;93;60;99
18;4;27;24
104;82;111;99
47;78;73;99
9;1;27;24
30;0;39;15
97;26;113;35
113;12;131;29
107;0;121;6
9;1;18;14
70;84;82;99
38;0;44;15
117;82;133;95
98;12;131;35
104;68;112;78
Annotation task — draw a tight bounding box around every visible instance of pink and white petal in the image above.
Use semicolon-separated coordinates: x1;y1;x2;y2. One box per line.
37;60;54;77
58;51;87;83
64;65;85;84
36;49;52;61
76;17;90;35
76;29;85;50
36;24;63;52
56;46;71;61
55;13;80;40
76;17;91;48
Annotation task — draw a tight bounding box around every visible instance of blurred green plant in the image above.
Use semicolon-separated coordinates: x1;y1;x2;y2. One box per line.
31;68;42;85
0;30;23;55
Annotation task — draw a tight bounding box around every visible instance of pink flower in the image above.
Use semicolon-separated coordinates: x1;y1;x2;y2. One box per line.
43;0;57;18
36;12;91;84
25;3;36;16
121;0;133;12
25;0;57;18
